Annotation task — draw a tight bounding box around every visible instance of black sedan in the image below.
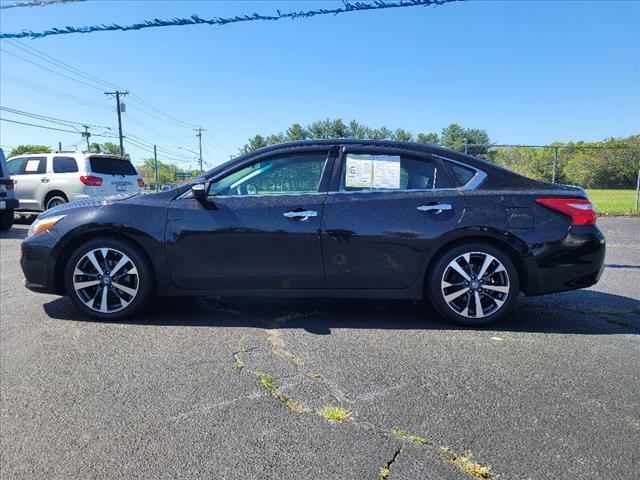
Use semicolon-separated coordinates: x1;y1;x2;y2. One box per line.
20;140;605;325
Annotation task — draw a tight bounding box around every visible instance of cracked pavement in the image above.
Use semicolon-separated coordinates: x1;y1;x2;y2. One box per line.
1;217;639;479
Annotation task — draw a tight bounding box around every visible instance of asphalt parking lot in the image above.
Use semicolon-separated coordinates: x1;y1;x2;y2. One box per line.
1;217;639;480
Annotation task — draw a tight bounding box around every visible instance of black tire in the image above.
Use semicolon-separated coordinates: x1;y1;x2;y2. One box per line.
46;194;67;210
428;242;519;326
0;210;14;231
64;237;154;320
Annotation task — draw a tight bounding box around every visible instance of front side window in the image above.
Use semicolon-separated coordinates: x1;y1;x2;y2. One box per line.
339;153;440;192
7;158;25;175
53;156;79;173
208;152;328;197
22;157;47;175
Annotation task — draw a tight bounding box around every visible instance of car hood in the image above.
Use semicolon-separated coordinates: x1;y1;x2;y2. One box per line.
40;193;138;218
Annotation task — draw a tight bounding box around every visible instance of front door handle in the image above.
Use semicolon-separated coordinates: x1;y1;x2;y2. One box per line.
41;177;50;183
418;203;452;214
283;210;318;220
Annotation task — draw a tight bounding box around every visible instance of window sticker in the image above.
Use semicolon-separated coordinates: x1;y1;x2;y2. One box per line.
345;154;401;189
24;160;41;172
345;154;373;188
372;155;400;189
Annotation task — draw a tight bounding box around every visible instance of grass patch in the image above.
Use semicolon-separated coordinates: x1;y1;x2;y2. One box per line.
233;359;244;372
319;406;352;422
586;189;638;215
259;373;277;390
444;449;493;479
379;466;390;480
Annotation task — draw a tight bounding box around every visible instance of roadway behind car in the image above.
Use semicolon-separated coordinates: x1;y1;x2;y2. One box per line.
1;218;638;479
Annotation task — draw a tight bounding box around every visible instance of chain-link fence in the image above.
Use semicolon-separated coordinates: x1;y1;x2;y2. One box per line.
459;143;640;215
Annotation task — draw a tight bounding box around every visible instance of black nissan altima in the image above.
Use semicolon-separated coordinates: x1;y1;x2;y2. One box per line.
20;140;605;325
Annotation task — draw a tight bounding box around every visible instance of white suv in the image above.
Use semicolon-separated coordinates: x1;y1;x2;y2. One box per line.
5;152;144;211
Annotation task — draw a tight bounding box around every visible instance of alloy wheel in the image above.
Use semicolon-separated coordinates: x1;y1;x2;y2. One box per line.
72;247;139;314
440;252;510;319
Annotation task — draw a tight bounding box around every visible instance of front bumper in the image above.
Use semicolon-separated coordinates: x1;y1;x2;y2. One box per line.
21;230;59;294
525;224;606;296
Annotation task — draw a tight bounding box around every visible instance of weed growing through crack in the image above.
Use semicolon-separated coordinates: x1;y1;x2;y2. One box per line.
233;359;244;372
392;428;430;445
319;406;352;422
259;373;277;390
443;448;493;479
379;466;390;479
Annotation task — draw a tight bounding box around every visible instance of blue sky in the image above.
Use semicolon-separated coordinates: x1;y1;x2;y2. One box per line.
0;0;638;168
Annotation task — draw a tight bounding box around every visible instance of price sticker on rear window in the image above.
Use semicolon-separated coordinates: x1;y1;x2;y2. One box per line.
345;154;374;188
345;154;401;189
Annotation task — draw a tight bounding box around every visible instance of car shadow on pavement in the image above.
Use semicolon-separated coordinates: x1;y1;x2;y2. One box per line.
43;289;639;335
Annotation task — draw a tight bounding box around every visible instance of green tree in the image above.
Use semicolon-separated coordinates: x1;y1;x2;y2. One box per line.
89;142;130;159
416;132;439;144
8;145;51;157
286;123;307;141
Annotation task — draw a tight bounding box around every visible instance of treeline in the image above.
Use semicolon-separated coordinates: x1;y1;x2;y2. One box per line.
240;119;639;189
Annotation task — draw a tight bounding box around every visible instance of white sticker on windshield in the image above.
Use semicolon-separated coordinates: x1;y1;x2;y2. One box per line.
24;160;41;172
372;155;401;189
345;154;373;188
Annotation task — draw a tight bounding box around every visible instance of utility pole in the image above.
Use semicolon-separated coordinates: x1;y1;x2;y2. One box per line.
105;91;129;156
195;127;205;173
81;125;91;152
58;141;62;152
154;145;159;192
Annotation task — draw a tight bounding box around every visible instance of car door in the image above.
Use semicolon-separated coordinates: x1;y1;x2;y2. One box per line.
165;147;336;291
321;145;468;289
11;156;49;210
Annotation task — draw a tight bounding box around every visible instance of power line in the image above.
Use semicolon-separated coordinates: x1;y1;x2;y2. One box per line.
0;106;113;130
1;0;87;10
1;73;112;110
0;117;116;137
0;0;459;40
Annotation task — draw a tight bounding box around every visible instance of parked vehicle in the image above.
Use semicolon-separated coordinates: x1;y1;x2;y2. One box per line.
5;152;143;211
20;140;605;325
0;148;20;230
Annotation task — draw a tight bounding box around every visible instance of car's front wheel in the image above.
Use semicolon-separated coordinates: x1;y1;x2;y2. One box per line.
428;243;519;326
64;238;153;320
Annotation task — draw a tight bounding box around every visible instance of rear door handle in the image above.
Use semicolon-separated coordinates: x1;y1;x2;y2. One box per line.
41;177;50;183
283;210;318;220
418;204;452;214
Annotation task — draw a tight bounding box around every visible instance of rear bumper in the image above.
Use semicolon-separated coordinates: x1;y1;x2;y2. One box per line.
0;198;19;210
524;225;606;296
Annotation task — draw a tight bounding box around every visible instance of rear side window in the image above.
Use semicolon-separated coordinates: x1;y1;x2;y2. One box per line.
22;157;47;175
89;156;137;176
339;153;444;191
53;156;79;173
7;158;24;175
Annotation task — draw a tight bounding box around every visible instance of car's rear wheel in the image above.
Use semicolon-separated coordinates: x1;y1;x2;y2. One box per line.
64;238;153;320
0;210;14;231
428;243;519;326
46;195;67;210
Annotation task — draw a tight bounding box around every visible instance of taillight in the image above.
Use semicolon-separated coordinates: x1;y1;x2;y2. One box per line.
137;178;144;188
79;175;103;186
536;198;597;225
2;179;14;189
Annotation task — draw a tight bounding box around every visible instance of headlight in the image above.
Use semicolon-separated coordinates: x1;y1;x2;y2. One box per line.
28;215;66;237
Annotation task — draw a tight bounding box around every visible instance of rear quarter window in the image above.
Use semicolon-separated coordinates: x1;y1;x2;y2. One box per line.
53;157;79;173
89;156;137;176
448;163;476;187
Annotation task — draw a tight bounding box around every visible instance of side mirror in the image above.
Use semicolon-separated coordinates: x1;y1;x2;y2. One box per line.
191;181;207;201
